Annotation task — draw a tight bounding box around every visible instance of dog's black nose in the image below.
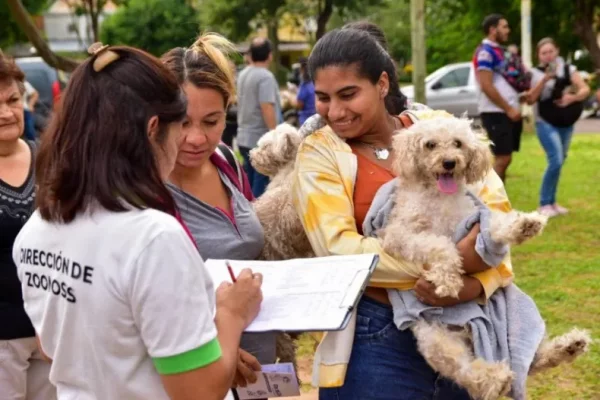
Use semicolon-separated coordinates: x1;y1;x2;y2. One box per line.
443;160;456;170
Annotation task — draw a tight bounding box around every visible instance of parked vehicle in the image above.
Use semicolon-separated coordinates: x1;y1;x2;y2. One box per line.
402;62;479;117
15;57;69;135
15;57;68;108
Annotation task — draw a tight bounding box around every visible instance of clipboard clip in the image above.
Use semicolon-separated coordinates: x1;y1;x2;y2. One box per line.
338;269;371;311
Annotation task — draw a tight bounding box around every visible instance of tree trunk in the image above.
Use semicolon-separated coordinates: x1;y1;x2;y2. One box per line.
316;0;333;40
574;0;600;71
267;18;280;76
6;0;79;72
88;0;102;43
411;0;426;103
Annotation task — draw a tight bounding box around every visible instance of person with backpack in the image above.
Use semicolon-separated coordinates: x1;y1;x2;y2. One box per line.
474;14;529;182
161;34;276;397
526;37;590;217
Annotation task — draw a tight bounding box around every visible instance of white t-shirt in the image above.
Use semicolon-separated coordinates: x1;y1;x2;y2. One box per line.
474;39;519;114
13;206;223;399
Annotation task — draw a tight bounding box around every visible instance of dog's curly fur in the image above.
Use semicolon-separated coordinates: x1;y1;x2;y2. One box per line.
379;117;591;399
250;124;314;261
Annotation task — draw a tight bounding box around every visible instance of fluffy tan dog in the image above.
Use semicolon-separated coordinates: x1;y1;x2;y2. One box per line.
250;123;314;261
379;117;591;399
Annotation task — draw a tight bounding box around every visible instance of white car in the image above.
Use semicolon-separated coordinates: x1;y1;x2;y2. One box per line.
402;62;479;117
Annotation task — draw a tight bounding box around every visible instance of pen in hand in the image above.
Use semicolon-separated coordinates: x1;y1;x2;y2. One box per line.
226;261;237;283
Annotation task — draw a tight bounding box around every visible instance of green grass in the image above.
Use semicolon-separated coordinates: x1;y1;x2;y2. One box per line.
296;132;600;399
505;133;600;399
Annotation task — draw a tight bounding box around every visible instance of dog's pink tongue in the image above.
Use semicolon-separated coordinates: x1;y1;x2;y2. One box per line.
437;174;458;194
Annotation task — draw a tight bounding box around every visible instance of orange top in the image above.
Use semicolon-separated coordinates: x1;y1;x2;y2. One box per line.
351;149;395;234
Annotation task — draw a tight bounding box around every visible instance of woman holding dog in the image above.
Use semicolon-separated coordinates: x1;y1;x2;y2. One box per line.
526;37;590;218
161;34;277;394
292;28;515;399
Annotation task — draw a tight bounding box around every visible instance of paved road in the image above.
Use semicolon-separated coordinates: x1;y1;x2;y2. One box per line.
473;116;600;134
574;117;600;133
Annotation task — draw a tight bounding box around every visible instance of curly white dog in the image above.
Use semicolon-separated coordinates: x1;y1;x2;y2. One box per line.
379;117;590;400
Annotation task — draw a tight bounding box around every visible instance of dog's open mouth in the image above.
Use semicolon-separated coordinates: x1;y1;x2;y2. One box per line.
436;173;458;194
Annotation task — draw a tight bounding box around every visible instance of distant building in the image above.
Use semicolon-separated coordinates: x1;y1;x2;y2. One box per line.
236;15;314;68
42;0;118;52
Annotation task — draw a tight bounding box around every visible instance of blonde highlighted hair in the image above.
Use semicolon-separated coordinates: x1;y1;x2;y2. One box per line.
161;32;237;105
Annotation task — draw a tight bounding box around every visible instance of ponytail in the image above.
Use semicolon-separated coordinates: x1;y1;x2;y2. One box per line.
384;58;407;115
162;32;237;106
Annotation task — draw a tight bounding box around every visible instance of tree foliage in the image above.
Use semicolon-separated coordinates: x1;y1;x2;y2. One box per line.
5;0;80;71
1;0;49;49
360;0;599;73
100;0;199;56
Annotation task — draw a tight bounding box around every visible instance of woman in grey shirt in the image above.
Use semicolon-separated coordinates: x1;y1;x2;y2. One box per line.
161;34;276;393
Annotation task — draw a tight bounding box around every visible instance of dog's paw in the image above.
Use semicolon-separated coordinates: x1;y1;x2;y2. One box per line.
552;328;592;361
531;328;592;374
423;256;464;299
508;212;547;245
424;269;463;299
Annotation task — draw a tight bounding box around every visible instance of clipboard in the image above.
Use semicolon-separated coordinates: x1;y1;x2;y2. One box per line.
205;254;379;332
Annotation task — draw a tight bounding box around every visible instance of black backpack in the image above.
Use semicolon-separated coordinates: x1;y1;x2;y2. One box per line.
536;63;583;127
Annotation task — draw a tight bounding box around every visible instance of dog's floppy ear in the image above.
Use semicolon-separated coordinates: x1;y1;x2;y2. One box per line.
465;130;493;184
282;129;301;162
392;131;419;181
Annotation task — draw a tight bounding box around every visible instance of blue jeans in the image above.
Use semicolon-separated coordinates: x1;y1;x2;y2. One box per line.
239;146;269;198
536;120;574;206
319;297;471;400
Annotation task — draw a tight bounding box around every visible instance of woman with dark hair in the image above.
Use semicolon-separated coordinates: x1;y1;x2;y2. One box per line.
292;29;514;399
0;53;55;400
298;21;408;135
13;44;262;400
343;20;389;50
161;33;277;393
343;21;406;115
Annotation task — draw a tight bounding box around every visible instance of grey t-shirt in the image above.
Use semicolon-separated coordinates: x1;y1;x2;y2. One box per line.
167;171;276;364
236;66;281;149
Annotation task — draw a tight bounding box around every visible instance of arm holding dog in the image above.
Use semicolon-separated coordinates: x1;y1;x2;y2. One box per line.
468;169;515;301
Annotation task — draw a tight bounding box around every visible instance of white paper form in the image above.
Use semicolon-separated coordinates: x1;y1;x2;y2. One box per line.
235;363;300;399
205;254;378;332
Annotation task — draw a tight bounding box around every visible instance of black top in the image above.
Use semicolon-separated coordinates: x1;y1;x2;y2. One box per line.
0;140;36;339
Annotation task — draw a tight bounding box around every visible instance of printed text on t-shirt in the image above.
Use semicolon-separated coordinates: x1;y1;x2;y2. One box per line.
19;248;95;303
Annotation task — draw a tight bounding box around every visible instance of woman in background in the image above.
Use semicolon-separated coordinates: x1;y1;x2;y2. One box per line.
526;37;589;217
